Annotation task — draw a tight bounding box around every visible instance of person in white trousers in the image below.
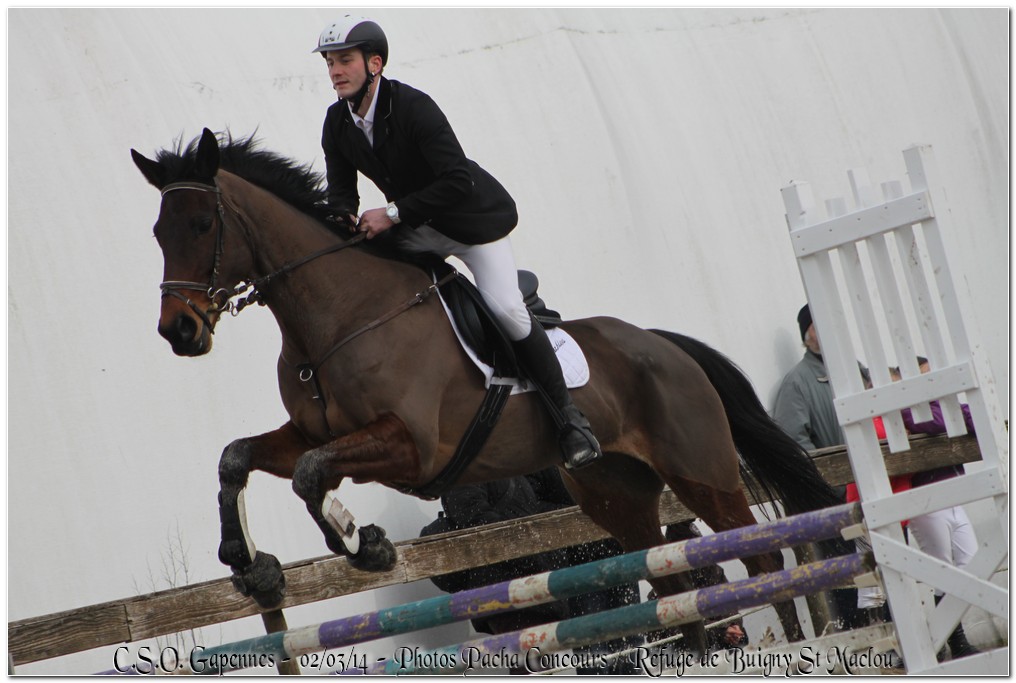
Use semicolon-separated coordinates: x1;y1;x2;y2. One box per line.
899;359;981;660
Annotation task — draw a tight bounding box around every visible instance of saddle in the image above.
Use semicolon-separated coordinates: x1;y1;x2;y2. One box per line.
411;261;564;500
433;260;561;371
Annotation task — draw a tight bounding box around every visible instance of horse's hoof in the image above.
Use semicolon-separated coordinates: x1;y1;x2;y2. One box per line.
230;551;286;609
348;524;397;571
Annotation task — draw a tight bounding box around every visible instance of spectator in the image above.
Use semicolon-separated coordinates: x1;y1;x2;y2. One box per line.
841;356;980;660
772;303;868;631
846;370;914;624
900;358;981;660
773;304;845;451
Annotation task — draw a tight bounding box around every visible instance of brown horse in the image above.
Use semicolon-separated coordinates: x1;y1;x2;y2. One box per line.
131;129;845;652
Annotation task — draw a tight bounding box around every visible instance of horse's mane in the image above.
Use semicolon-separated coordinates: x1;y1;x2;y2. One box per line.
154;131;429;265
154;131;333;223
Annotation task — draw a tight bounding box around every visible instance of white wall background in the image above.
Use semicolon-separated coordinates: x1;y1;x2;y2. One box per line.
7;8;1008;674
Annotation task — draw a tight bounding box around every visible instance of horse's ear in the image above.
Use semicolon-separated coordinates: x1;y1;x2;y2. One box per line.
194;128;220;181
131;148;168;189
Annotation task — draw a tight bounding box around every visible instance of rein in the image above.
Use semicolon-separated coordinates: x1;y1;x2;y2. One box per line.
297;269;458;383
293;267;458;439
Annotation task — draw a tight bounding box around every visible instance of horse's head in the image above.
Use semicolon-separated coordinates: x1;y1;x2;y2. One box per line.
132;128;246;356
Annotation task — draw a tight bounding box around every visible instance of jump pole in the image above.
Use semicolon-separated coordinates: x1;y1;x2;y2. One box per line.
364;553;874;675
97;503;861;675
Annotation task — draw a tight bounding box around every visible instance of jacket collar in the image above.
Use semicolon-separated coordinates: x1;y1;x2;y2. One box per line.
372;76;393;150
803;350;829;383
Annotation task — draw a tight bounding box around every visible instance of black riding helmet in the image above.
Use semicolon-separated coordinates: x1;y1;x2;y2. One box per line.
314;16;389;110
313;15;389;64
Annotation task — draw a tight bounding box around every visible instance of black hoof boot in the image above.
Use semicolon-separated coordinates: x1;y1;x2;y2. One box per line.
560;406;603;470
230;551;286;609
348;524;398;571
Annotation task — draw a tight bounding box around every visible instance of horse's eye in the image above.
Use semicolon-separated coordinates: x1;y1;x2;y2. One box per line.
191;215;214;235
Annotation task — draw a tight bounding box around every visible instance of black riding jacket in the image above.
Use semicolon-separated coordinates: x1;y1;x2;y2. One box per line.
322;76;518;245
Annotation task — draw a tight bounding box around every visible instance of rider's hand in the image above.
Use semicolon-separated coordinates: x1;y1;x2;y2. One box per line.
357;208;395;239
324;211;360;234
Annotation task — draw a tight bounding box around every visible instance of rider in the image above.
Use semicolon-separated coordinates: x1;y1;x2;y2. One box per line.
313;16;601;469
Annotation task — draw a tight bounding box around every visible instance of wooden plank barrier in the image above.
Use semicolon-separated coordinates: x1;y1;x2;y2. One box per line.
9;434;980;668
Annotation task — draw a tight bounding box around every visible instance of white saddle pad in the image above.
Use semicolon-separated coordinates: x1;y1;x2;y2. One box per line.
437;289;590;395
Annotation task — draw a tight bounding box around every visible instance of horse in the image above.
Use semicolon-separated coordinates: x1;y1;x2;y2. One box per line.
131;129;845;653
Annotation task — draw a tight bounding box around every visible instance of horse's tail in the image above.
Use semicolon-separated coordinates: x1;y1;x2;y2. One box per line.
649;329;844;517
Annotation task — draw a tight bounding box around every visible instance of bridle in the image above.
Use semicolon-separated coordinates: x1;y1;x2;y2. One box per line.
158;180;232;332
157;179;365;332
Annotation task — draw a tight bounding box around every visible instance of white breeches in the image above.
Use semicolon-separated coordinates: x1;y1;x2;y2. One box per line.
391;226;532;341
907;506;978;597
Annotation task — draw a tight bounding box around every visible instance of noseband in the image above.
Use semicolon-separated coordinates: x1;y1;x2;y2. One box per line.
158;179;365;333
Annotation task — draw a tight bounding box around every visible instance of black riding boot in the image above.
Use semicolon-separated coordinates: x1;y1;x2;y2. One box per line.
947;625;980;659
513;320;602;469
934;593;980;659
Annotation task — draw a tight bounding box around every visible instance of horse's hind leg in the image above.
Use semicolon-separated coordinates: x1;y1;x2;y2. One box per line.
564;460;711;656
218;421;311;608
669;475;805;642
291;412;421;572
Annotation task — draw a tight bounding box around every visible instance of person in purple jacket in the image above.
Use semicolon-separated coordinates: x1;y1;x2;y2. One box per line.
900;358;980;660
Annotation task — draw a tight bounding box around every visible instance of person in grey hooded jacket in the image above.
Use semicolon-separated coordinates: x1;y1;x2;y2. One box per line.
773;304;844;451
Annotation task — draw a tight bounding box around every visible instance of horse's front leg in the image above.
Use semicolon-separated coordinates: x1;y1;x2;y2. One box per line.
291;412;421;572
218;421;310;609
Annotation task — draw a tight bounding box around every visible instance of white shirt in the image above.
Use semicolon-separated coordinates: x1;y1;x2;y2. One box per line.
348;79;380;147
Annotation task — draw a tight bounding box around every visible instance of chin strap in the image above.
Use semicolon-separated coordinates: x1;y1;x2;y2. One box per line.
344;56;376;112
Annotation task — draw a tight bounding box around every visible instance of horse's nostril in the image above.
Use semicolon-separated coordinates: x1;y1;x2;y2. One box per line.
175;314;198;343
160;313;199;345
